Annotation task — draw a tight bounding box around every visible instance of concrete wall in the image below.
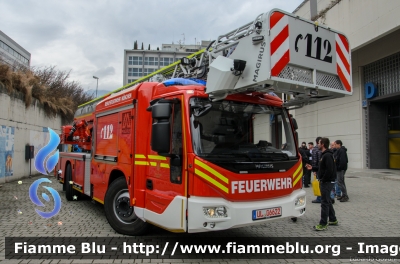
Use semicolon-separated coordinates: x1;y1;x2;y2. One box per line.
294;0;400;51
293;0;400;168
0;83;62;183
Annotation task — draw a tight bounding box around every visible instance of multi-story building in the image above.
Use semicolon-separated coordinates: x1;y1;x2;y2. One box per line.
293;0;400;169
123;41;211;85
0;30;30;68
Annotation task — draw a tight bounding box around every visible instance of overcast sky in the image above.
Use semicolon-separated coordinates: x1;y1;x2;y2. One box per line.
0;0;304;93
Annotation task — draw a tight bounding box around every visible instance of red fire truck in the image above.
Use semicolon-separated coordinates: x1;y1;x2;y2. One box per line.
55;9;352;235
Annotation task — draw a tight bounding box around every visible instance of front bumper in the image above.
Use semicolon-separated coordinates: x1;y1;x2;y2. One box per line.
188;189;306;233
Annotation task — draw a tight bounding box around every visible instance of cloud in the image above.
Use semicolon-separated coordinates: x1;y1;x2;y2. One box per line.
94;67;115;77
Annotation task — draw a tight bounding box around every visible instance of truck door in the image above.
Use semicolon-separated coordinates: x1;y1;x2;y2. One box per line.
144;98;187;232
118;110;133;165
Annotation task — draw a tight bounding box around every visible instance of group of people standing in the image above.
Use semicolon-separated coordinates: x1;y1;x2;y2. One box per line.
299;136;349;231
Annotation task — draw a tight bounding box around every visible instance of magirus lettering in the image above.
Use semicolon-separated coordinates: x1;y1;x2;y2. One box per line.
253;41;266;82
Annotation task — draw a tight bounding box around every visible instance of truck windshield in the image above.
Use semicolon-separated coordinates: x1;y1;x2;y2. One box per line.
190;98;297;172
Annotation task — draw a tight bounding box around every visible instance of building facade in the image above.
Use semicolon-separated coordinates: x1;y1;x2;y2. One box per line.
0;30;31;68
123;41;211;85
293;0;400;169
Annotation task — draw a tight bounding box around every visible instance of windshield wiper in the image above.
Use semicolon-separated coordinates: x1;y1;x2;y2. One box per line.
258;150;291;160
271;153;290;161
205;153;252;162
200;152;289;162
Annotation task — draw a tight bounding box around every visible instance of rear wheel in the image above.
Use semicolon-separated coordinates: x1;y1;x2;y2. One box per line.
65;164;79;201
104;177;148;235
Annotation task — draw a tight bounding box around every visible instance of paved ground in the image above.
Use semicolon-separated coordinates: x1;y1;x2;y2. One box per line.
1;169;400;264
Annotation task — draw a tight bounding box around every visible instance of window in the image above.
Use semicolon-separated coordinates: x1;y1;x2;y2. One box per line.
159;57;174;66
143;68;155;75
189;98;297;174
0;40;29;65
128;79;137;83
144;57;158;66
128;56;142;65
128;68;142;77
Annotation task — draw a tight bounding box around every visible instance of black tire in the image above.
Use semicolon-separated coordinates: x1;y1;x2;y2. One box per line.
104;177;149;236
65;164;79;201
291;217;297;222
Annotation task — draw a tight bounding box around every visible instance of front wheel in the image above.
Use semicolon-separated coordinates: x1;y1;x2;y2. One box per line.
104;177;148;236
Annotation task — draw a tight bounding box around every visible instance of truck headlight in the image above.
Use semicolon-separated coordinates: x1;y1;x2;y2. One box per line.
203;206;228;218
295;196;306;207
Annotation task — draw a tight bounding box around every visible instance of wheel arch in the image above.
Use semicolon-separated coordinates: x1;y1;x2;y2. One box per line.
108;169;126;187
65;160;72;173
104;175;148;235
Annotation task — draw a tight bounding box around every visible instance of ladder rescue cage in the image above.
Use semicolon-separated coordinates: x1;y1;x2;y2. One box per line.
168;9;352;107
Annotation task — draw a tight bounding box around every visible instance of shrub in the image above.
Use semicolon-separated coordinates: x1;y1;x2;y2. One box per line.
0;61;94;123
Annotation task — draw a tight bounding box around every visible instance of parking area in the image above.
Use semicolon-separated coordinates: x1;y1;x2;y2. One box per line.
1;169;400;263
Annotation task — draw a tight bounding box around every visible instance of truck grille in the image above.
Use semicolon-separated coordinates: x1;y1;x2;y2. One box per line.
316;71;345;91
277;65;313;84
277;65;345;91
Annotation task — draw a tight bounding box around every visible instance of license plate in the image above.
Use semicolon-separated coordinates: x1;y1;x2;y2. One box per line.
252;207;282;220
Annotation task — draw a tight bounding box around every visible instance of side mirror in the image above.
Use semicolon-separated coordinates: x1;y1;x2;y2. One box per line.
151;103;172;154
151;121;171;153
152;103;171;119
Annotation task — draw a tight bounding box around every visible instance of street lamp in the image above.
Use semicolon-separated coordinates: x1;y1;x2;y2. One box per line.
93;76;99;97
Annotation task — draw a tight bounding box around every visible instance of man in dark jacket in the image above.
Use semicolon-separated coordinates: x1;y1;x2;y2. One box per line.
310;137;322;202
306;137;338;231
310;137;321;173
330;142;341;197
334;140;349;202
311;137;335;203
299;142;311;187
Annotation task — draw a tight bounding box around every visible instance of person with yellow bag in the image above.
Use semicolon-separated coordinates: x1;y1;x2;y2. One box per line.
312;173;321;196
306;137;338;231
310;137;335;204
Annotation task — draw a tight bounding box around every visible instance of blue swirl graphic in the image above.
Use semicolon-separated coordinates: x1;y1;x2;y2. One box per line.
34;128;60;175
29;178;61;219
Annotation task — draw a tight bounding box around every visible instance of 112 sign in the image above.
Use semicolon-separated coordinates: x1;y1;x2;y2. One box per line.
295;33;332;63
100;124;113;139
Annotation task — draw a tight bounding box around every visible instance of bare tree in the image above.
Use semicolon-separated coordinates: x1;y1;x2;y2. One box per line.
0;61;94;124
